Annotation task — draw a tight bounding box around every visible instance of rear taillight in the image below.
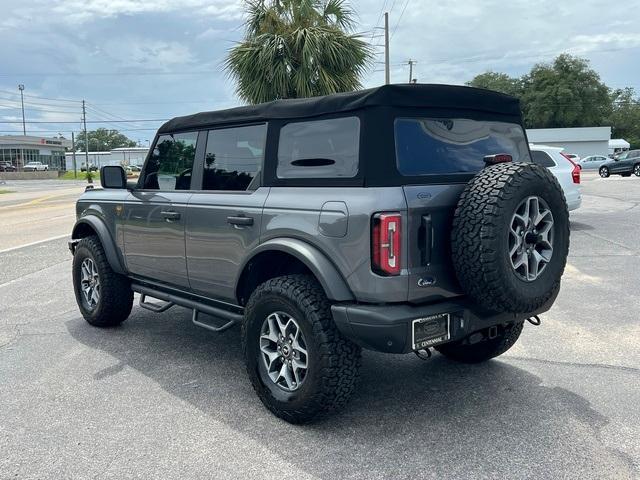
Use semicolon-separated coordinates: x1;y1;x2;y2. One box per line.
483;153;512;165
561;153;581;184
372;212;402;276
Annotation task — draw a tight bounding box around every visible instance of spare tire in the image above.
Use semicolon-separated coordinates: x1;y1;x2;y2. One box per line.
451;162;569;313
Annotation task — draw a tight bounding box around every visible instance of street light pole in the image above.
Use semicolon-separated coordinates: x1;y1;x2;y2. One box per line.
18;84;26;135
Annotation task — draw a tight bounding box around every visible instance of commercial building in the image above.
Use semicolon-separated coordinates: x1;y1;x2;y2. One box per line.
0;135;72;170
526;126;611;158
65;147;149;171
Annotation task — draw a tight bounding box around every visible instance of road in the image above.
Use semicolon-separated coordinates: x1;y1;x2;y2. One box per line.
0;175;639;479
0;179;88;251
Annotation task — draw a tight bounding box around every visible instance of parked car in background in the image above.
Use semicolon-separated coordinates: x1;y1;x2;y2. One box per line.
599;150;640;178
23;162;48;171
530;144;581;211
564;153;580;163
129;165;141;172
0;161;16;172
579;155;609;170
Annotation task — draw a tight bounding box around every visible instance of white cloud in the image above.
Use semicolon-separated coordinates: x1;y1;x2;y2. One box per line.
50;0;244;24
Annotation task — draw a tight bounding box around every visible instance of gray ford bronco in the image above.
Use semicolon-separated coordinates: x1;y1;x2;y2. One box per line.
69;84;569;423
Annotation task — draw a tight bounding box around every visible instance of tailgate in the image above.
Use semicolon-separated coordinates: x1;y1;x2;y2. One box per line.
403;184;466;303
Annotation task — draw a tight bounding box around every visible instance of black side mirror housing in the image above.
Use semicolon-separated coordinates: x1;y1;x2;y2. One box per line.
100;166;127;189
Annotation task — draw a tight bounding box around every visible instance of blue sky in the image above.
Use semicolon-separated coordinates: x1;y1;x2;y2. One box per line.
1;0;639;144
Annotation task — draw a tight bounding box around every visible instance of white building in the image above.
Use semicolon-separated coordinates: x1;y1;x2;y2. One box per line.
526;126;611;158
65;147;149;171
0;135;72;170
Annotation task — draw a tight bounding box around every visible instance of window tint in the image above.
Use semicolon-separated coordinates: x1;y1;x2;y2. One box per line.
142;132;198;190
277;117;360;179
531;150;556;168
202;124;266;191
395;118;530;175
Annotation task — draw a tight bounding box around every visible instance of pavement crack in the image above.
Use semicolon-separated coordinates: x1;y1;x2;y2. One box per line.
508;356;640;375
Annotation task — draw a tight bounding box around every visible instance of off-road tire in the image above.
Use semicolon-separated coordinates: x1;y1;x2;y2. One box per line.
599;166;610;178
451;162;570;313
72;235;133;327
435;322;524;363
242;274;361;424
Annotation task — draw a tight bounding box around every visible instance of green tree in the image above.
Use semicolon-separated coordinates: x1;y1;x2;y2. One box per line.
521;54;611;128
466;71;523;98
608;88;640;148
75;128;137;152
225;0;372;104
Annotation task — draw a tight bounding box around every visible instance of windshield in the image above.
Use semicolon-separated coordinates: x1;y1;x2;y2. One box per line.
395;117;530;176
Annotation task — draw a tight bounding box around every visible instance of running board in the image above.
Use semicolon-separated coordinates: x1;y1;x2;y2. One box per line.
132;283;243;333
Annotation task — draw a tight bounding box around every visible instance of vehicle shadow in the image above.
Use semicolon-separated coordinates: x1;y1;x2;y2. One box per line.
570;220;595;231
66;307;627;479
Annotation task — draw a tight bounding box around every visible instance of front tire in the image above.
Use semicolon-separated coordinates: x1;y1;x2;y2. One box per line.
242;274;361;423
634;164;640;177
435;322;524;363
599;167;610;178
72;235;133;327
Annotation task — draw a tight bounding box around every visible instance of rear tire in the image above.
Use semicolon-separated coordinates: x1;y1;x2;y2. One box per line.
72;235;133;327
599;166;610;178
242;274;361;423
634;164;640;177
435;322;524;363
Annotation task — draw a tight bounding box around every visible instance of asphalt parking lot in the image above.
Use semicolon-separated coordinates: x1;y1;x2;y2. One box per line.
1;174;639;479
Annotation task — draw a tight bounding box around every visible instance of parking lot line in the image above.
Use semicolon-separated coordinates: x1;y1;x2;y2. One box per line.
0;233;69;254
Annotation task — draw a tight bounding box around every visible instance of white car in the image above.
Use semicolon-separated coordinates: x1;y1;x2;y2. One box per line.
23;162;49;171
529;144;582;211
563;153;581;163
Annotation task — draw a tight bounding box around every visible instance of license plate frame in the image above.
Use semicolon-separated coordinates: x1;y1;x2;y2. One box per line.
412;313;451;350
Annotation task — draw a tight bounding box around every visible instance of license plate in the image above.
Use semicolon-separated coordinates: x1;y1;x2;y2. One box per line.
412;313;450;350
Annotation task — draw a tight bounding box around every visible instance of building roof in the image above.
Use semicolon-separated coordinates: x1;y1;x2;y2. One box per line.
527;126;612;143
158;84;522;134
0;134;72;148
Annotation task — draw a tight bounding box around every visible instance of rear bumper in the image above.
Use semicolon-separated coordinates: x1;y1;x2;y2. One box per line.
331;297;553;354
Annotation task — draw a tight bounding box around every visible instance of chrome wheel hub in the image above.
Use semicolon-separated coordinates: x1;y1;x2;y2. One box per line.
80;258;100;309
509;196;554;282
259;312;308;392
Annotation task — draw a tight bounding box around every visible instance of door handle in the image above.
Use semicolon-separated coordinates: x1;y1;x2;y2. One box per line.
161;210;181;221
227;215;254;226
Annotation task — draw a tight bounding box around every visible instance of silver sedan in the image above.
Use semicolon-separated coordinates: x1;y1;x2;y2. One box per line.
578;155;609;170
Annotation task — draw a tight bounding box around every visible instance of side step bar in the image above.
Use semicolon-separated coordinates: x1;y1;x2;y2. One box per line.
132;283;243;333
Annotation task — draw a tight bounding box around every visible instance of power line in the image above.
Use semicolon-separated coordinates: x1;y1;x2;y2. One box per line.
390;0;410;39
0;119;169;124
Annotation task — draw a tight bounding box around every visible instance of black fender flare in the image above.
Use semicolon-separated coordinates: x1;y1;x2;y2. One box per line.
71;217;126;275
237;238;354;302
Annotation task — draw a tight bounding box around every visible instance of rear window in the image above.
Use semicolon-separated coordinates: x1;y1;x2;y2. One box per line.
395;118;530;175
277;117;360;179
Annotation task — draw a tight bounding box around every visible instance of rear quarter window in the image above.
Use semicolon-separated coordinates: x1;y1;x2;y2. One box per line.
395;118;530;175
277;117;360;179
531;150;556;168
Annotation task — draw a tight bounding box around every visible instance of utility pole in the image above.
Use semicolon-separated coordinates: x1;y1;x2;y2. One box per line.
71;132;77;179
384;12;390;85
18;84;26;135
407;59;417;83
82;100;89;177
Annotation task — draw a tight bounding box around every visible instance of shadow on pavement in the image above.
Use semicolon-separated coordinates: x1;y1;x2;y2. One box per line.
66;307;628;478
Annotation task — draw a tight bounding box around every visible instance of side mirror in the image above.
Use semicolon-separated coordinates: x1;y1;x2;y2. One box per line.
100;166;127;189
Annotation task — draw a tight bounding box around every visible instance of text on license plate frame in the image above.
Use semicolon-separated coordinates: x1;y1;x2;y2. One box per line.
412;313;451;350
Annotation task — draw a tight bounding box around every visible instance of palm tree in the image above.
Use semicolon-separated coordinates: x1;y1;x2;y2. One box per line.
225;0;372;104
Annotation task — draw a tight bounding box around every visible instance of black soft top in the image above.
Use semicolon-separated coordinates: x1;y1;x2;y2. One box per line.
158;84;521;133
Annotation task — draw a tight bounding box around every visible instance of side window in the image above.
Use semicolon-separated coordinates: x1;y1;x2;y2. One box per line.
277;117;360;179
142;132;198;190
202;124;266;191
531;150;556;168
